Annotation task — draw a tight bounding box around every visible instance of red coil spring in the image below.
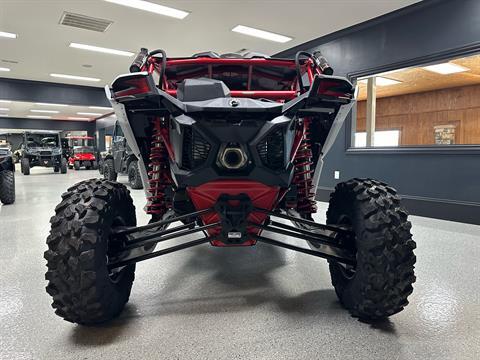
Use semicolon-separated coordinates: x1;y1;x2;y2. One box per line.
293;119;317;215
146;118;172;216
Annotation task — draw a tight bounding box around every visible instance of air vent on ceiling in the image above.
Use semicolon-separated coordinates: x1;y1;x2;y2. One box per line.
59;12;113;33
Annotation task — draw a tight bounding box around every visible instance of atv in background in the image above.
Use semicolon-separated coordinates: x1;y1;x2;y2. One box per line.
102;121;143;189
66;136;98;170
18;131;67;175
0;142;15;205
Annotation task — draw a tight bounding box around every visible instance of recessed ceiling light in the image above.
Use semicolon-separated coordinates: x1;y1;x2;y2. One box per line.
69;43;134;57
30;109;60;114
0;100;12;103
35;102;69;107
27;115;52;119
0;31;17;39
77;112;102;116
68;117;90;120
0;107;10;111
359;77;402;86
50;73;101;82
88;106;112;110
422;62;469;75
0;67;11;72
232;25;292;43
104;0;189;19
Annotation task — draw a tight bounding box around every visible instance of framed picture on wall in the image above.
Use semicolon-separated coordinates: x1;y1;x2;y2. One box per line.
434;124;456;145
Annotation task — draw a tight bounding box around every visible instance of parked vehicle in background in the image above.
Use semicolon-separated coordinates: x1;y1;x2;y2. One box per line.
66;136;98;170
102;121;143;189
0;140;15;204
17;131;67;175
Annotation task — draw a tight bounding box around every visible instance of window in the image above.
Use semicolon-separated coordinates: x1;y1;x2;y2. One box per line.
353;52;480;148
354;130;400;147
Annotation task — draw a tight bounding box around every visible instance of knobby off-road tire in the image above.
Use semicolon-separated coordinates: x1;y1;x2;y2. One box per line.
44;179;137;325
61;158;68;174
21;158;30;175
103;159;117;181
74;161;81;170
128;160;143;189
0;170;15;204
327;178;416;320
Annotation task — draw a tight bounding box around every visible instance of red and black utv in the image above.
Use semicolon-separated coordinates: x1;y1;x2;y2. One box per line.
66;136;98;170
45;49;416;325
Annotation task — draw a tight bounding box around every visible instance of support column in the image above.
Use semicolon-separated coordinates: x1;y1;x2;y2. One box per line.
366;77;376;147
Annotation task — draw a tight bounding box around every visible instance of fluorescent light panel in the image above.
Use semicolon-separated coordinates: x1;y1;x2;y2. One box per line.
0;114;8;117
50;73;100;82
0;107;9;111
359;77;402;86
0;31;17;39
104;0;189;19
88;106;112;110
0;100;12;103
68;117;90;120
27;115;51;119
30;109;59;114
35;102;69;107
77;112;102;116
0;67;10;72
422;62;469;74
232;25;292;43
70;42;134;57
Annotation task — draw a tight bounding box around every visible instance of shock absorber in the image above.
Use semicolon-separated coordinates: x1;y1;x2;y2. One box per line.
146;117;172;217
293;119;317;215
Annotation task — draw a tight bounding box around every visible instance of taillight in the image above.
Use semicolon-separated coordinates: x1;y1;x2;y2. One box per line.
111;72;156;99
311;75;353;100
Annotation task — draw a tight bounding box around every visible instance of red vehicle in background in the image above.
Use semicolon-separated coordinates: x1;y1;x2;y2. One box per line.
66;136;98;170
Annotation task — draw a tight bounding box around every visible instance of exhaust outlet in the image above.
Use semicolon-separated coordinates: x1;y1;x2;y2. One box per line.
220;146;247;170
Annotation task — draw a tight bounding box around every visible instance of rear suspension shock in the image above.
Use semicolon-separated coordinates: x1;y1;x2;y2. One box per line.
293;119;317;215
146;117;172;217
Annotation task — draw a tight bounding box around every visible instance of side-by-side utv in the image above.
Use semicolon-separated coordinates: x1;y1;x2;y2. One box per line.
66;136;98;170
44;49;416;325
101;121;143;189
19;131;67;175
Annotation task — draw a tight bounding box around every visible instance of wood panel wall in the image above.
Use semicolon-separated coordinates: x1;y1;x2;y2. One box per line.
356;84;480;145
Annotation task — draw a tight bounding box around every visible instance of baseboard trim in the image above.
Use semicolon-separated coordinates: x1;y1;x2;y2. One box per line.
315;188;480;225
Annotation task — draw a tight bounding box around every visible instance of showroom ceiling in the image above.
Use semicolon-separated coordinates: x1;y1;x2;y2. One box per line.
357;53;480;100
0;0;420;88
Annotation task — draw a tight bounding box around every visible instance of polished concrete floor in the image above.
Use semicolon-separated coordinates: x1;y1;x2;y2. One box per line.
0;167;479;360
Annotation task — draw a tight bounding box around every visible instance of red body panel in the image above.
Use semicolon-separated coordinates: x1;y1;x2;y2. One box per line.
187;181;280;246
69;153;95;165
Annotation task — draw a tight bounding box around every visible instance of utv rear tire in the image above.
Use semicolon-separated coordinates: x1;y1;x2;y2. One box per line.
21;158;30;175
92;160;98;170
326;178;416;320
54;166;59;173
74;161;80;170
60;158;67;174
103;159;117;181
0;170;15;204
128;160;143;189
44;179;136;325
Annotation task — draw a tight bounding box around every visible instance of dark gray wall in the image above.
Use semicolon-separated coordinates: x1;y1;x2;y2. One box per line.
277;0;480;224
0;78;109;107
